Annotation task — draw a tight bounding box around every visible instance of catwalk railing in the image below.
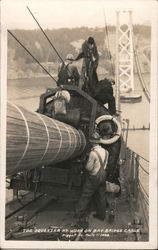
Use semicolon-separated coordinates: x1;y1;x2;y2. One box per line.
122;145;149;231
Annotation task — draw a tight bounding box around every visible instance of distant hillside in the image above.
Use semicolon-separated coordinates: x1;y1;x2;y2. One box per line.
7;25;151;79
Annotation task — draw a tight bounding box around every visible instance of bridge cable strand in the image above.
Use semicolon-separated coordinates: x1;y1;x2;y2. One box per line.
7;30;57;83
27;6;76;81
103;10;115;76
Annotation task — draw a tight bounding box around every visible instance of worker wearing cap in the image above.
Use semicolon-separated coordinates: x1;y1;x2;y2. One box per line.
75;132;109;226
57;54;80;86
74;37;99;90
98;122;121;188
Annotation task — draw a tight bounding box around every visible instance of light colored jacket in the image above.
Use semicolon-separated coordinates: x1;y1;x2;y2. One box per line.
86;145;109;176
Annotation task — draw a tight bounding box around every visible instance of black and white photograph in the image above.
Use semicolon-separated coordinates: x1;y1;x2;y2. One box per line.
0;0;157;249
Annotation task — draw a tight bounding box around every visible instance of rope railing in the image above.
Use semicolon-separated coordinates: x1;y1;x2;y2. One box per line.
132;150;149;163
138;184;149;228
138;178;149;199
135;158;149;175
138;183;149;207
125;147;149;212
143;194;149;206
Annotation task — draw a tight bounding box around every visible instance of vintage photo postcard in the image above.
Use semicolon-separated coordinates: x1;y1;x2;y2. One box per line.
0;0;157;249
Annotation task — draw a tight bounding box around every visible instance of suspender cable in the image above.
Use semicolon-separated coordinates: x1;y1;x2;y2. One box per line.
8;30;57;83
103;10;115;77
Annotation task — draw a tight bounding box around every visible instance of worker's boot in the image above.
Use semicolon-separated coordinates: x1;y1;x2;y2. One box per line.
92;213;105;221
108;209;115;223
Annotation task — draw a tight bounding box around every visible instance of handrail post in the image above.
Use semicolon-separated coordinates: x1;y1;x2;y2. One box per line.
131;151;135;195
134;155;139;201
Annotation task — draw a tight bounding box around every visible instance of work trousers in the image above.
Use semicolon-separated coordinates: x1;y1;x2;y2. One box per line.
103;138;121;184
76;167;106;220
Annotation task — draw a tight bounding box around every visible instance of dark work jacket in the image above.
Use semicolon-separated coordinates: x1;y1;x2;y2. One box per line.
101;138;121;184
92;79;116;115
57;62;80;86
76;40;99;72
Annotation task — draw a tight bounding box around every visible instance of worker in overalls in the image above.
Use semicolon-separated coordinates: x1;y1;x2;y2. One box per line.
57;54;80;86
97;122;121;187
75;132;109;228
96;122;121;223
74;37;99;91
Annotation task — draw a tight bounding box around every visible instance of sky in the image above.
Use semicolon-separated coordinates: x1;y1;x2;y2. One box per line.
5;0;156;29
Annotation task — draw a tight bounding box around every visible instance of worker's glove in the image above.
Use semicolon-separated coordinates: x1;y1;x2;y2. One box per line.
109;79;115;85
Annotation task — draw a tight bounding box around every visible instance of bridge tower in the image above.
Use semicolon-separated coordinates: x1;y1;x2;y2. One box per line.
115;10;134;110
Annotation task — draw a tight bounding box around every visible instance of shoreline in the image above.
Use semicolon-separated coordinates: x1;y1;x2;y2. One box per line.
7;71;150;81
7;74;57;81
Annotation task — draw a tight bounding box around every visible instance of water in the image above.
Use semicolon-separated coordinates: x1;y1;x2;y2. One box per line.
120;73;150;196
7;77;56;111
7;75;150;195
120;73;150;155
7;74;150;157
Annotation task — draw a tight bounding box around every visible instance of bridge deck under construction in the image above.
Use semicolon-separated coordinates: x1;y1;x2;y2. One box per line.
5;158;149;242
